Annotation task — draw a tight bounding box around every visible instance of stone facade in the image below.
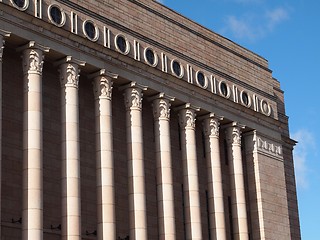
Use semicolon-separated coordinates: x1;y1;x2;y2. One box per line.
0;0;300;239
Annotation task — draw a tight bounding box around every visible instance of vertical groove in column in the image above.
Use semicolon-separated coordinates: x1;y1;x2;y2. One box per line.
202;114;227;240
58;56;85;240
92;70;118;240
225;123;249;240
20;41;49;240
0;29;10;240
122;82;148;240
150;93;176;240
177;103;202;240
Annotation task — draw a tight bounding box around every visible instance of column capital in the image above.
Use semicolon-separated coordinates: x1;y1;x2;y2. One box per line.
18;41;49;75
201;113;224;138
56;56;86;88
90;69;118;100
149;93;175;120
120;82;148;111
0;29;11;38
0;29;11;62
225;122;245;146
175;103;200;130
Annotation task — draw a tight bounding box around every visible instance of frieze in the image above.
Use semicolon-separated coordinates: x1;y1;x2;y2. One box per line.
1;1;274;118
256;136;283;159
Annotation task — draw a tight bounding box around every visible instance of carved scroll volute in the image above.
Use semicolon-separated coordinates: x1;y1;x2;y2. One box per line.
151;93;175;121
0;39;5;63
93;75;113;100
19;41;49;76
176;104;200;130
225;123;244;146
90;69;118;101
124;87;143;111
203;117;221;138
22;49;44;75
59;63;80;88
179;108;196;130
56;56;85;89
0;30;11;62
153;98;171;120
121;82;147;111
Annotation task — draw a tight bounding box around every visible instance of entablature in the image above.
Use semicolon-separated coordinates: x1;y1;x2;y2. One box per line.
0;0;288;139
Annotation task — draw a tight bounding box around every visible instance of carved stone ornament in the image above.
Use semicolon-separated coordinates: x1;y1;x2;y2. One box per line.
22;49;44;75
203;117;220;137
153;98;171;120
226;126;242;146
93;76;113;100
0;30;11;62
0;40;4;62
60;63;80;88
255;135;283;159
124;87;143;110
179;109;196;129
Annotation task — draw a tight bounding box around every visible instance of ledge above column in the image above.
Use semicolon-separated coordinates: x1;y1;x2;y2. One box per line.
88;68;118;80
119;81;148;91
54;55;85;67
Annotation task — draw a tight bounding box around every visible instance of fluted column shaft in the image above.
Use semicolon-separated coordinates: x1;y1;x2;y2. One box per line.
225;123;248;240
151;94;176;240
92;70;117;240
0;29;10;239
21;41;49;240
123;82;148;240
178;104;202;240
58;57;85;240
203;114;226;240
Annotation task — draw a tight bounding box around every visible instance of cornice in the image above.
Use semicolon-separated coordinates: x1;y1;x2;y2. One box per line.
129;0;271;73
282;135;297;149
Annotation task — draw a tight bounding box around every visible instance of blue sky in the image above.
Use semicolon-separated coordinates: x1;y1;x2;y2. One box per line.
156;0;319;239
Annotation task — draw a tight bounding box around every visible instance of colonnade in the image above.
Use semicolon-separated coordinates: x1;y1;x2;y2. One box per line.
0;35;250;240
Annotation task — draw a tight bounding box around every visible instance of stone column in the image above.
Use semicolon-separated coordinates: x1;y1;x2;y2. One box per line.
225;122;249;240
150;93;176;240
202;114;226;240
177;103;202;240
58;56;85;240
91;69;118;240
0;29;10;239
122;82;148;240
20;41;49;240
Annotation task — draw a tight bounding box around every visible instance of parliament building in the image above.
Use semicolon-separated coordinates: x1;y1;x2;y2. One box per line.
0;0;300;239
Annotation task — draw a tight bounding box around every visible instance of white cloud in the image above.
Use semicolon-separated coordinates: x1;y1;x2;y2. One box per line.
266;7;289;30
156;0;165;4
292;129;316;189
223;7;290;41
225;15;262;41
